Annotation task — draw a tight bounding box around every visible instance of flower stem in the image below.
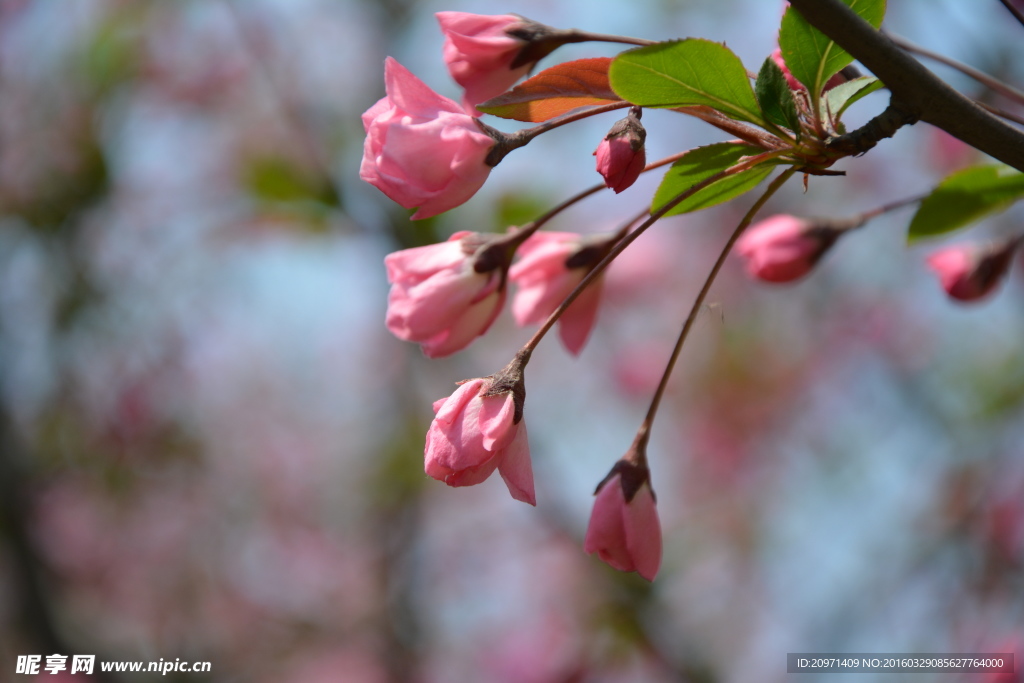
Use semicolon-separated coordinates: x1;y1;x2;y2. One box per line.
633;167;798;452
678;106;792;149
485;102;632;166
520;151;792;355
503;149;696;249
855;192;926;222
557;29;656;47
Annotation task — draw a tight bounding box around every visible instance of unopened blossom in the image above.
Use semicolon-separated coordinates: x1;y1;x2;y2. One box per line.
385;231;505;357
594;108;646;193
509;231;616;355
926;240;1018;302
736;214;844;283
360;57;495;219
425;376;535;505
584;464;662;581
437;12;533;112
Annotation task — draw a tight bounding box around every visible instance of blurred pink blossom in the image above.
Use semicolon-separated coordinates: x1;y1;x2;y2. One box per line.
736;214;841;283
926;240;1017;302
509;231;607;355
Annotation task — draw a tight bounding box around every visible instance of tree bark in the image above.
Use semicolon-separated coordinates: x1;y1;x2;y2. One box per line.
788;0;1024;172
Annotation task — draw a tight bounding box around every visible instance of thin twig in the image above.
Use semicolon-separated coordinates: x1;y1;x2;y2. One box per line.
889;33;1024;108
500;149;693;244
520;150;792;353
635;168;797;448
976;100;1024;127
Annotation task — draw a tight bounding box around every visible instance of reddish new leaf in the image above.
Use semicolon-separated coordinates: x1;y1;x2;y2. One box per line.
476;58;621;122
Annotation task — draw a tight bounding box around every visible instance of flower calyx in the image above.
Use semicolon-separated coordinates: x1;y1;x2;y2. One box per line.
504;16;576;70
482;350;530;425
595;444;654;504
563;229;627;271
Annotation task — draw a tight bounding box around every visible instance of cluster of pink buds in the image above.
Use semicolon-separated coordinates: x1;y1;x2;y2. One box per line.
363;12;662;580
361;6;1021;581
736;213;1021;304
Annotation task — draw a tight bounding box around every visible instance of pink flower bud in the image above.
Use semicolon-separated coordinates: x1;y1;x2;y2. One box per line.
360;58;495;219
584;469;662;581
509;231;611;355
437;12;531;112
425;377;535;505
385;232;505;357
735;214;842;283
594;109;646;193
926;240;1017;302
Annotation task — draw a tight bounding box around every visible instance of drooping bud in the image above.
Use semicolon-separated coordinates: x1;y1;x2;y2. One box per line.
594;106;646;193
926;238;1019;302
583;446;662;581
425;354;535;505
736;214;849;283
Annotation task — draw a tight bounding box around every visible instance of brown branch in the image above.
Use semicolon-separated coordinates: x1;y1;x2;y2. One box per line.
826;99;919;156
788;0;1024;172
998;0;1024;28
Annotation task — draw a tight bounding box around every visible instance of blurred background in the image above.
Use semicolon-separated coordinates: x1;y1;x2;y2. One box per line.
0;0;1022;681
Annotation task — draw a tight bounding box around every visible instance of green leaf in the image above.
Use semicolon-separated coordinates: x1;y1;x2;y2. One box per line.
820;76;884;120
652;142;776;216
755;57;801;134
780;0;886;97
908;164;1024;241
609;39;764;126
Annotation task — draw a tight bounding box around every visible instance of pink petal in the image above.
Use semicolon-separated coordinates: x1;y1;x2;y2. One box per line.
384;236;467;284
361;96;392;132
583;477;634;572
383;57;463;118
420;287;504;358
624;485;662;581
510;271;578;327
509;237;582;326
394;268;487;339
478;392;517;452
497;421;535;505
557;275;603;356
511;232;581;261
433;379;485;426
437;456;500;487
